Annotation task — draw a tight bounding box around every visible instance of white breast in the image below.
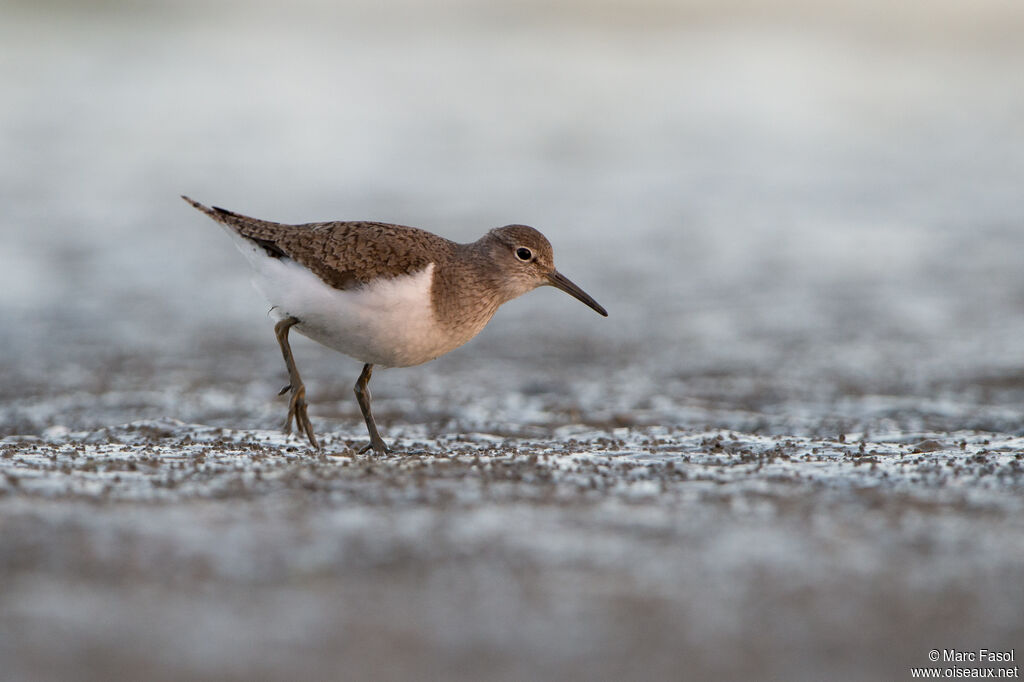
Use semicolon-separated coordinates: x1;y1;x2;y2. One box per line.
250;256;458;368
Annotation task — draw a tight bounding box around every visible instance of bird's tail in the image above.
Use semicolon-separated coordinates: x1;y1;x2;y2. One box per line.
181;195;289;260
180;195;268;232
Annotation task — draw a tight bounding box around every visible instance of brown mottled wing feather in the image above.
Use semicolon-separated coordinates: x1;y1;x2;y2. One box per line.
183;196;455;290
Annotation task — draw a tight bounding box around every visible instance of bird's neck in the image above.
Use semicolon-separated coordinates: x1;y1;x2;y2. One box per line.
429;242;506;339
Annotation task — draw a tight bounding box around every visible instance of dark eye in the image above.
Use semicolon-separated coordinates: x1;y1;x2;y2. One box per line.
515;247;533;261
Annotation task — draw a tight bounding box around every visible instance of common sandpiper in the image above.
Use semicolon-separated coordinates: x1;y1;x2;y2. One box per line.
183;196;607;453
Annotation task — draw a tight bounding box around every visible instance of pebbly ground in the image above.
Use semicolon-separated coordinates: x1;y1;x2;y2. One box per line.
2;360;1023;680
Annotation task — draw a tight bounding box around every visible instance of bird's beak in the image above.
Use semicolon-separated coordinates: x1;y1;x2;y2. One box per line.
546;271;608;317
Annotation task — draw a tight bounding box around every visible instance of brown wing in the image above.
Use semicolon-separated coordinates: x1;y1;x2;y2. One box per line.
183;196;454;290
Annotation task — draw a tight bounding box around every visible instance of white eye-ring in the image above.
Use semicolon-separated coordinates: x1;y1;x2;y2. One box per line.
515;247;533;261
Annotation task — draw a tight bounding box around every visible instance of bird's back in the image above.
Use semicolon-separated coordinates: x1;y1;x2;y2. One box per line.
182;196;457;290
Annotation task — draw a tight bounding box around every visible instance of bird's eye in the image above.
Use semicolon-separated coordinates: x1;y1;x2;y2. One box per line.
515;247;533;261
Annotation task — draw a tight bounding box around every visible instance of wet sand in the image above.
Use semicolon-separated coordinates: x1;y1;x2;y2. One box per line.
3;369;1023;680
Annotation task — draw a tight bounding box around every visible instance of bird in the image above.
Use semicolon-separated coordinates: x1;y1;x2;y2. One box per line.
183;196;607;454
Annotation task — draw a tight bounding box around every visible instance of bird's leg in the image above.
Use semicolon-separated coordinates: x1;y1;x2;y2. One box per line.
273;317;320;450
354;363;389;454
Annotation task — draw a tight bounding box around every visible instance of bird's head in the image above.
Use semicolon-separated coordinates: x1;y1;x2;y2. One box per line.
483;224;608;317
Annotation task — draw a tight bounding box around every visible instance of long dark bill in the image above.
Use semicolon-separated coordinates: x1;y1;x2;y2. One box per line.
546;271;609;317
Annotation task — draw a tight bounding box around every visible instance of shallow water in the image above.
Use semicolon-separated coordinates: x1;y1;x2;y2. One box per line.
2;1;1024;679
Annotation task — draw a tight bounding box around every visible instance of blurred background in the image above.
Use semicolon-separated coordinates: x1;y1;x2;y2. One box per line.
2;0;1024;438
2;0;1024;436
2;0;1024;679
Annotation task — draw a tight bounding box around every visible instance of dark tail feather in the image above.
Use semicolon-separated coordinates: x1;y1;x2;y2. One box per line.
181;195;279;230
181;195;246;223
181;195;288;259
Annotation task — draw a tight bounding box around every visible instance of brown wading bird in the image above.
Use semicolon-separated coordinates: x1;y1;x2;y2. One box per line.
184;196;607;453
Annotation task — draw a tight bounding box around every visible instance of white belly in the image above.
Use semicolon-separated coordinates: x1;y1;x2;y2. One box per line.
251;257;457;368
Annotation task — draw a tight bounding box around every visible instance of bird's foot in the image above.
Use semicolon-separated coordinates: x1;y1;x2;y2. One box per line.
358;437;390;455
283;382;320;450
